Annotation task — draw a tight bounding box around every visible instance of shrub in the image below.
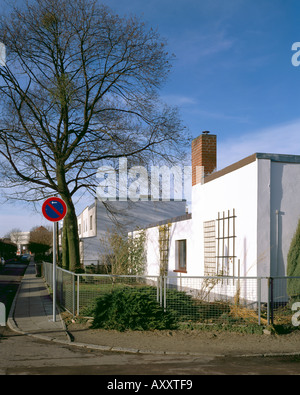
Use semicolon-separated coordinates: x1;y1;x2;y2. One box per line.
165;288;200;321
287;219;300;303
91;286;178;331
165;288;230;322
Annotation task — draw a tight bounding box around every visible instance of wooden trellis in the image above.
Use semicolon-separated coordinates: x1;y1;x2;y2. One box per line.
159;224;170;276
216;209;237;276
203;220;216;276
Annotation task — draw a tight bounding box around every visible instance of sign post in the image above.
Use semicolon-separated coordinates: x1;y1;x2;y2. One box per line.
42;197;67;322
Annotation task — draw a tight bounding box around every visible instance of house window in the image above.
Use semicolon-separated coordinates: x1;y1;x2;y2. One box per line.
175;239;187;273
90;215;93;231
78;223;81;235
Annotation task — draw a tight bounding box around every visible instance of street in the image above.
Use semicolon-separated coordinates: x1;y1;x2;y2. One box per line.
0;261;28;320
1;326;300;376
1;263;300;376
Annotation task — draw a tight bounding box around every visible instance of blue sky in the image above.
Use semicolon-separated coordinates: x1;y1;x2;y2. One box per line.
1;0;300;236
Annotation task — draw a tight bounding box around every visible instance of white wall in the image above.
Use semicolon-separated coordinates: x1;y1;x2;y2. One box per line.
144;161;259;279
78;204;96;239
143;217;193;276
168;218;193;274
257;159;271;277
270;161;300;276
141;156;300;304
143;226;160;276
192;160;258;277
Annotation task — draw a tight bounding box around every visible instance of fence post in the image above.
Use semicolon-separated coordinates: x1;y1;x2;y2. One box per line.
159;275;163;307
72;272;76;316
77;273;80;316
257;277;261;325
267;277;274;326
163;276;167;312
270;277;274;325
267;277;270;325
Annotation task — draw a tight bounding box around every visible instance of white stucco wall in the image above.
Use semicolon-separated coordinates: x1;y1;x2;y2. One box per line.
142;217;193;276
256;158;300;278
270;161;300;277
143;226;160;276
78;204;96;239
257;159;271;277
140;154;300;304
144;160;259;280
168;218;193;274
143;157;300;279
192;160;258;277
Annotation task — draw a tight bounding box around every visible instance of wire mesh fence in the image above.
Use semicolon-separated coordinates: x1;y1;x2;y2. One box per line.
43;262;76;315
42;262;300;327
164;275;261;326
76;273;161;316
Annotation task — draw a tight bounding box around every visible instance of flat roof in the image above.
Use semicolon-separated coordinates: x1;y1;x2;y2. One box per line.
138;213;192;230
204;152;300;184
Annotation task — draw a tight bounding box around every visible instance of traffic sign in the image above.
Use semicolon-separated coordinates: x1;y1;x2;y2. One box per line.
42;197;67;222
42;196;67;322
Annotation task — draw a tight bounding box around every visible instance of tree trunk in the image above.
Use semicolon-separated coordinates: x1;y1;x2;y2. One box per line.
61;195;81;272
57;165;81;273
61;219;69;270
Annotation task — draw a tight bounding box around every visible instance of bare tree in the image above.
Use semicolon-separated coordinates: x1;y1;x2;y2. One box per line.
28;226;53;257
0;0;190;271
6;228;23;246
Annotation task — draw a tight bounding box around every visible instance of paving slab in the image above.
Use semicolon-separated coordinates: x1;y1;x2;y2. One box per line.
7;262;70;343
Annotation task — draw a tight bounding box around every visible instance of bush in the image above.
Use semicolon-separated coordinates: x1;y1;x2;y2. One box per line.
165;288;230;322
165;288;200;321
287;219;300;303
91;286;178;331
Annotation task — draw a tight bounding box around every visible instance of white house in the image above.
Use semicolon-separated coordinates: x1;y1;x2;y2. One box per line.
10;231;30;255
77;198;187;266
140;132;300;303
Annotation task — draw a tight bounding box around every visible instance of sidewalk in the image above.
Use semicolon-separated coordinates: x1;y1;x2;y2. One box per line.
7;262;70;343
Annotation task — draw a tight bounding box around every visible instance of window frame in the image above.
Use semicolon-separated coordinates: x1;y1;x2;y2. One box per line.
174;239;187;273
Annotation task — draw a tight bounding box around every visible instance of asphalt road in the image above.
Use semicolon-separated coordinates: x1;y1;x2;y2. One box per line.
1;262;300;377
1;326;300;377
0;261;28;319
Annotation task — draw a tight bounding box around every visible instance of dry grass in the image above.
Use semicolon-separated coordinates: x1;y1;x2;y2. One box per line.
230;305;268;325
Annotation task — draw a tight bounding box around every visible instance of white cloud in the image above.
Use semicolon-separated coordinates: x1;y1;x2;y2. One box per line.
217;119;300;170
161;94;198;106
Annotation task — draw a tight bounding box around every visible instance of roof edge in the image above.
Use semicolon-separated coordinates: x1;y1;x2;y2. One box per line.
204;153;257;184
203;152;300;184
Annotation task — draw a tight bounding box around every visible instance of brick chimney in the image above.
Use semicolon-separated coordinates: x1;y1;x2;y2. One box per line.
192;131;217;186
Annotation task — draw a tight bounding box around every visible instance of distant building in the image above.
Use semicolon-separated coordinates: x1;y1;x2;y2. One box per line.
77;198;187;266
10;231;30;255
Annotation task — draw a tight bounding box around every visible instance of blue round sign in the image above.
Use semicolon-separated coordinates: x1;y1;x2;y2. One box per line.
42;197;67;222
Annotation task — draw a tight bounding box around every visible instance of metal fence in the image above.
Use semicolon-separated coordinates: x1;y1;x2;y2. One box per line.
42;262;300;327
